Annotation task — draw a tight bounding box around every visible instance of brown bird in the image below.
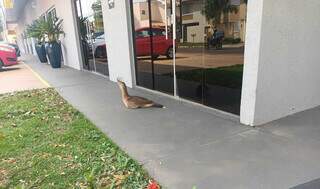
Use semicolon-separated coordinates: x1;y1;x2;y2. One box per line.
117;79;165;109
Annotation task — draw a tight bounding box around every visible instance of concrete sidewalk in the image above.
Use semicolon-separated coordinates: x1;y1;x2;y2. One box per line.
0;62;49;94
23;55;320;189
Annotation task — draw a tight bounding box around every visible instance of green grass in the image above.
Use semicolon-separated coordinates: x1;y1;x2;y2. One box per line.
176;64;243;89
179;43;205;48
0;89;153;188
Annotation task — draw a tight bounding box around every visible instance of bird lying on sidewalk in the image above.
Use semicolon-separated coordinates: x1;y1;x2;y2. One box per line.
117;79;165;109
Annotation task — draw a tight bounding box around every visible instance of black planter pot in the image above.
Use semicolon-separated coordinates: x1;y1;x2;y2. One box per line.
47;42;62;68
35;44;48;63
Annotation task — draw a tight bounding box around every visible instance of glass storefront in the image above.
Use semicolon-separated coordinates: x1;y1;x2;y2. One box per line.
75;0;109;76
131;0;247;115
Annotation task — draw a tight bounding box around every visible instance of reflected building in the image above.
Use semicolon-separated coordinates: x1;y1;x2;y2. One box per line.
132;0;166;29
182;0;247;44
132;0;247;44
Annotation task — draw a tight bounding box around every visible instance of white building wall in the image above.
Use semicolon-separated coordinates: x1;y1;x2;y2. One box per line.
102;1;136;87
55;0;82;70
184;11;206;43
16;0;82;70
241;0;320;125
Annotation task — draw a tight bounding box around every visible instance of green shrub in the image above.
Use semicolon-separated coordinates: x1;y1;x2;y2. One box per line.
232;38;241;44
223;37;242;44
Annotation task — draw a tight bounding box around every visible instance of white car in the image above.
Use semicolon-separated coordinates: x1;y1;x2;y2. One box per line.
92;34;107;58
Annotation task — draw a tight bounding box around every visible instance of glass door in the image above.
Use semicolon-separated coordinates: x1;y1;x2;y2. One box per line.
75;0;109;76
131;0;247;115
175;0;205;104
176;0;246;115
151;0;174;94
132;0;153;90
132;0;175;94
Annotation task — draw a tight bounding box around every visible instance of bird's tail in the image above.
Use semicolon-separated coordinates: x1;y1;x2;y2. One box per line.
152;103;166;108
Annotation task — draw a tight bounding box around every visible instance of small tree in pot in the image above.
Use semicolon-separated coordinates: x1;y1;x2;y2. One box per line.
26;19;47;63
41;15;64;68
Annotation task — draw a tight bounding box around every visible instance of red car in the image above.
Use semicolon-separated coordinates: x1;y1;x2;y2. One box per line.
0;44;18;69
135;27;174;59
92;27;174;59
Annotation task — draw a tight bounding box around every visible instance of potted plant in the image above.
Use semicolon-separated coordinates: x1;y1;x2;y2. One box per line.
26;19;47;63
41;15;64;68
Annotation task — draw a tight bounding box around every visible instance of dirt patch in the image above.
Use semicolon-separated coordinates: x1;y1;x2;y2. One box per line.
0;168;9;187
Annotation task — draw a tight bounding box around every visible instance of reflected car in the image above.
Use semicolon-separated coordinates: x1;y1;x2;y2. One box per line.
0;44;18;69
92;34;107;58
135;27;174;59
91;27;175;59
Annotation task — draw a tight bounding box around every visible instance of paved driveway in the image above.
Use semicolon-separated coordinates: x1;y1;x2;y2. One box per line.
0;62;49;94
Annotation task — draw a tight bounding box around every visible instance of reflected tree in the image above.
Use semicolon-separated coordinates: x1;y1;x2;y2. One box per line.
202;0;239;27
91;0;104;32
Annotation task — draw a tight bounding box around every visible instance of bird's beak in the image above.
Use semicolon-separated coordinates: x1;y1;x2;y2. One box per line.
117;77;123;82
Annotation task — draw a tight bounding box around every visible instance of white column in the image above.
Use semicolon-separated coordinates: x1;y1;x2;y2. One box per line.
240;0;264;126
101;0;136;87
55;0;82;70
241;0;320;125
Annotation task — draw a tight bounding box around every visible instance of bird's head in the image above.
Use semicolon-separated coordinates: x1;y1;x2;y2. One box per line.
117;78;126;89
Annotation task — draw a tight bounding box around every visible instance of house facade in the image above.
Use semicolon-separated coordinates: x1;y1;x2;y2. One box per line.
5;0;320;126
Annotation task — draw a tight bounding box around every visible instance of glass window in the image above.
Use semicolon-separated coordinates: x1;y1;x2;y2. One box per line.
130;0;247;113
136;30;150;38
152;29;165;36
75;0;109;76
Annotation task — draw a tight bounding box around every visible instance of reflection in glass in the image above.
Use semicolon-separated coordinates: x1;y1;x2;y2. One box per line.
132;0;175;94
176;0;246;115
176;0;205;103
151;0;174;94
132;0;153;89
75;0;109;76
130;0;247;115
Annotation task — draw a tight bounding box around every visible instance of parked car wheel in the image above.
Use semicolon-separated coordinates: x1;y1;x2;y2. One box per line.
0;59;3;70
166;47;173;59
95;46;107;58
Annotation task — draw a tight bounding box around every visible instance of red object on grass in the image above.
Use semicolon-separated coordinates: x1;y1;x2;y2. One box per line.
147;180;160;189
